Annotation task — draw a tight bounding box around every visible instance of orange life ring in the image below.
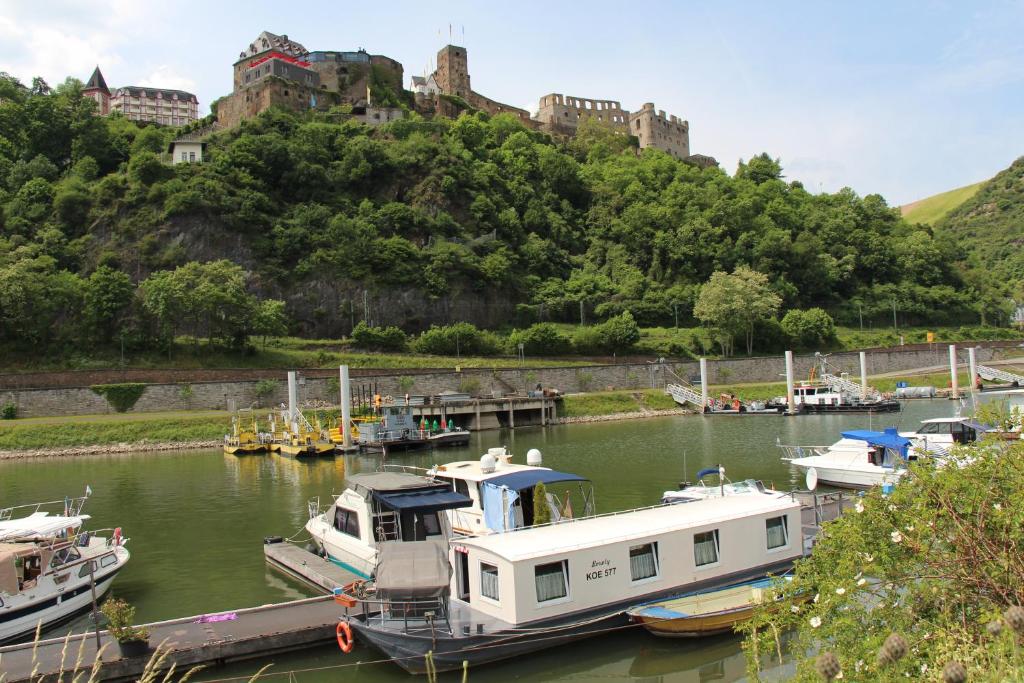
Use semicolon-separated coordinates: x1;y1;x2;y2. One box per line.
336;621;354;654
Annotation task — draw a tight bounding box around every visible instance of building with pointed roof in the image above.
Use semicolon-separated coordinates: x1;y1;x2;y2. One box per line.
82;66;111;115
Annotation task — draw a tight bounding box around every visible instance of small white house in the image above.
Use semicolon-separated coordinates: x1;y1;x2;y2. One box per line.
168;139;206;164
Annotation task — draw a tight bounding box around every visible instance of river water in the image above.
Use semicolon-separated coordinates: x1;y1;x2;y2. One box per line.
1;401;953;682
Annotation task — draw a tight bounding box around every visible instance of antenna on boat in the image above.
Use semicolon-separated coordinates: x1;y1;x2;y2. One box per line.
679;449;689;489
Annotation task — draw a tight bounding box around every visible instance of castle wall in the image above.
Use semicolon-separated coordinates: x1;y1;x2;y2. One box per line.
629;102;690;159
217;78;330;130
536;93;629;133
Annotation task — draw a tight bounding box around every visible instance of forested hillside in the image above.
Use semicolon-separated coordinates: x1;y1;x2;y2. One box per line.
936;157;1024;302
0;74;1007;360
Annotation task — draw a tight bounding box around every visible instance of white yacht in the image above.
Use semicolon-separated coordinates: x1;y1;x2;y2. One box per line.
781;428;913;489
305;447;594;578
0;503;130;643
902;416;991;457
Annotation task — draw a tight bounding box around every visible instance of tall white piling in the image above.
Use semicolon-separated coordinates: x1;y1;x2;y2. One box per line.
339;365;352;449
968;347;978;394
859;351;868;399
948;345;959;399
785;351;796;415
699;358;708;412
287;371;298;432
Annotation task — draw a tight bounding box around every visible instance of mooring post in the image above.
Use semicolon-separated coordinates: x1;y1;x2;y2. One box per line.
859;351;868;399
968;346;978;393
89;560;102;653
699;358;708;412
949;345;959;399
339;365;352;449
287;371;299;432
508;399;515;429
785;351;796;415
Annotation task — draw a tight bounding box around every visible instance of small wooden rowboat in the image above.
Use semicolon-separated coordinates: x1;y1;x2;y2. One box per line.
628;577;798;637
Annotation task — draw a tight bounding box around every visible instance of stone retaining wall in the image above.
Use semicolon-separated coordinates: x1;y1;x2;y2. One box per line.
2;344;1019;418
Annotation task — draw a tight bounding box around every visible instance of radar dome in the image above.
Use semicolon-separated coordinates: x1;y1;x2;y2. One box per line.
480;453;497;474
526;448;543;466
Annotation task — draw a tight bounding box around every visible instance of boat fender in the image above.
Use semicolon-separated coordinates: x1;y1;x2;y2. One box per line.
336;621;355;653
264;536;284;545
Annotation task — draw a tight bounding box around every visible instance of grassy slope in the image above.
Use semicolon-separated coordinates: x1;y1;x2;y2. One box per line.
901;181;985;225
0;414;227;450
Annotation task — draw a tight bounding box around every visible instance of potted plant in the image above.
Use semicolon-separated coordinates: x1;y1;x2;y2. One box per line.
101;597;150;657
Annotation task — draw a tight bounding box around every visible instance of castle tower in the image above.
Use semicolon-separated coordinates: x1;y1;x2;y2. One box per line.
628;102;690;160
82;66;110;115
434;45;470;98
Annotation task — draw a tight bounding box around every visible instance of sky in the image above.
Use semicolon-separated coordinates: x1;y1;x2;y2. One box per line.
1;0;1022;205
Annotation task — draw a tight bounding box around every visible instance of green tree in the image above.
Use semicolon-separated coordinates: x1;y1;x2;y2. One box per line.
694;266;781;356
508;323;572;356
780;308;835;349
83;265;133;343
252;299;288;349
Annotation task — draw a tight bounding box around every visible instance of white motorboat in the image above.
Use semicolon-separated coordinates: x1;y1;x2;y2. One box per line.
901;416;991;457
305;447;594;578
0;507;130;643
781;428;912;489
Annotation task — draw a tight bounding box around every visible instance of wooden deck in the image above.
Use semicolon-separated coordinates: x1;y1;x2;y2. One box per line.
0;544;361;683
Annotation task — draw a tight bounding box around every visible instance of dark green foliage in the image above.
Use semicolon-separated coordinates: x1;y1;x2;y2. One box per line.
412;322;502;356
1;402;16;419
90;383;146;412
0;70;1010;363
781;307;836;348
508;323;572;356
351;320;408;351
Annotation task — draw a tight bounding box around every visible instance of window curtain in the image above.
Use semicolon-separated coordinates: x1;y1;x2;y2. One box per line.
535;566;567;601
630;546;657;580
481;567;499;600
694;532;719;566
766;517;788;548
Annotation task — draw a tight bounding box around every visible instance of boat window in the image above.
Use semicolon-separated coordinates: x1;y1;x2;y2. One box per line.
453;478;470;498
918;422;941;434
766;516;789;549
534;560;569;602
78;560;99;578
421;512;442;537
629;543;658;581
694;530;720;567
334;507;360;539
100;554;117;568
51;547;81;568
480;562;499;601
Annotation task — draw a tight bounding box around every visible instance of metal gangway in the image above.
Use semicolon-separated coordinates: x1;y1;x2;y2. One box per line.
976;364;1024;386
815;353;880;399
666;382;707;410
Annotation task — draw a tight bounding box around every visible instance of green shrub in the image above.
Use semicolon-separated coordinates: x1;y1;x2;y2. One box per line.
351;321;408;352
573;312;640;354
781;308;836;349
508;323;572;356
90;383;146;413
413;322;502;356
1;403;16;420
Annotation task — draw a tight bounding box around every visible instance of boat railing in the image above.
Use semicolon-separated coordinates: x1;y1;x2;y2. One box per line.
307;497;322;520
776;441;829;461
0;495;89;521
342;591;452;635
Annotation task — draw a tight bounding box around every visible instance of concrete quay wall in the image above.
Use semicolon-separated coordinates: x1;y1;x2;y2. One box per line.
1;344;1017;418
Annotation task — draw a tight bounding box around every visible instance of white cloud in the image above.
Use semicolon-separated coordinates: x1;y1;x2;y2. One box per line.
138;66;196;93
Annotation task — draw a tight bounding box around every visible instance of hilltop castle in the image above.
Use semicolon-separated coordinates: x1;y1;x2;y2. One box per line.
213;32;715;165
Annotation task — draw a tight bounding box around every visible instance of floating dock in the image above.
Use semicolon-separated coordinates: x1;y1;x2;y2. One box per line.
263;540;362;592
0;544;358;683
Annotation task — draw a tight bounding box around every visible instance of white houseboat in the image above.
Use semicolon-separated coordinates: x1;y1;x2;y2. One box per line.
0;509;130;643
337;487;807;673
306;448;593;578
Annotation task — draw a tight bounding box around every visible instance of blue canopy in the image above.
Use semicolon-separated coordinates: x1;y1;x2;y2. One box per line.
372;487;472;513
483;469;588;491
841;428;911;458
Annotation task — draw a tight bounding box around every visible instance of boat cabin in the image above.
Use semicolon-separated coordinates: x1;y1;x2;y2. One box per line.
907;417;988;444
449;492;802;626
306;472;472;578
428;448;594;535
841;428;912;467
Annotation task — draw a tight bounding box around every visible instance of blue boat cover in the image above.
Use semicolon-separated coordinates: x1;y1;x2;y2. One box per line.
841;428;911;457
482;469;588;491
371;487;472;513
